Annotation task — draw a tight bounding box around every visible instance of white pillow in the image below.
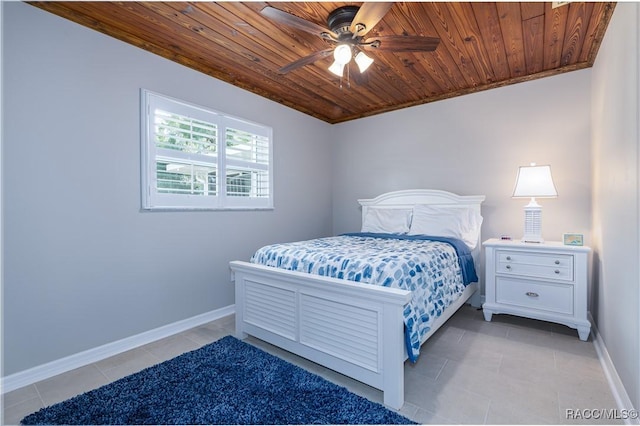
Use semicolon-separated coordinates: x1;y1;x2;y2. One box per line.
361;207;412;234
408;205;483;249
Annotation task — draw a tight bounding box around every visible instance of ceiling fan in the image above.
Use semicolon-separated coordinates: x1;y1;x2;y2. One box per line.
261;3;441;78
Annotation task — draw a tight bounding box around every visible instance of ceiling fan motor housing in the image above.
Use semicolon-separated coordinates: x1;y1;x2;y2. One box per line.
327;6;360;40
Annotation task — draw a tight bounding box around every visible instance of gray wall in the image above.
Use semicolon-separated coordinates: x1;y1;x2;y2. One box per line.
330;69;593;298
591;2;640;410
2;2;332;375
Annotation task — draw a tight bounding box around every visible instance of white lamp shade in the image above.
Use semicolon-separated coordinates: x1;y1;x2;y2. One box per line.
333;44;352;65
328;60;345;77
354;52;374;73
512;164;558;198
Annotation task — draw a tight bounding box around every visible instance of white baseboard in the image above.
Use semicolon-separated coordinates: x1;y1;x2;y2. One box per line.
1;305;235;394
589;313;640;425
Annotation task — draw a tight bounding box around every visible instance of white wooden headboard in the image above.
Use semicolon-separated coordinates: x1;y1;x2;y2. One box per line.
357;189;486;270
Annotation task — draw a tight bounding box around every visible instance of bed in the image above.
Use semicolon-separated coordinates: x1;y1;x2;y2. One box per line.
229;189;485;409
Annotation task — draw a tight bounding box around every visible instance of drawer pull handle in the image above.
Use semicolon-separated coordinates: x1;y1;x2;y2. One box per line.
506;256;512;261
526;292;539;298
505;265;512;270
554;269;560;274
555;260;560;265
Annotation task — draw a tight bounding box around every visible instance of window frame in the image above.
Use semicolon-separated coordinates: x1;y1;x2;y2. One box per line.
141;89;273;211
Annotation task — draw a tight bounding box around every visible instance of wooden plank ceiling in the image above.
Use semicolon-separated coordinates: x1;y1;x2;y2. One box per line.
30;2;615;124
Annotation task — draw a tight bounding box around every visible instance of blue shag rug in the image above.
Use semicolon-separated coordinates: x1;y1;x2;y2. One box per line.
21;335;415;425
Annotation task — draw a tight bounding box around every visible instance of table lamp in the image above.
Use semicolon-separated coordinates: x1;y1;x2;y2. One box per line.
512;163;558;243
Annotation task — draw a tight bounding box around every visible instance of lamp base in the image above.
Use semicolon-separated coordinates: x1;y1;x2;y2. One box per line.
522;200;544;243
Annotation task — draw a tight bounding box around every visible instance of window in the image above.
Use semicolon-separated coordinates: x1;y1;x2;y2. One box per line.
141;90;273;210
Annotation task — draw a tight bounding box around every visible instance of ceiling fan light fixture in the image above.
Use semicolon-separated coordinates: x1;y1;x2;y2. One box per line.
328;60;345;77
354;51;374;73
261;4;443;79
333;44;352;65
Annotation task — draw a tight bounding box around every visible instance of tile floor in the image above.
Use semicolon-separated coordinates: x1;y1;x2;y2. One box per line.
3;306;621;425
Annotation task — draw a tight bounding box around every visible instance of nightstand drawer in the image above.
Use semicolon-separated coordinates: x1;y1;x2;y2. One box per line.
496;277;574;315
497;250;573;281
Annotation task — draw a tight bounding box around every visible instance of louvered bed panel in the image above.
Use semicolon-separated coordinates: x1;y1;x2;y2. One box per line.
244;280;296;340
299;293;380;372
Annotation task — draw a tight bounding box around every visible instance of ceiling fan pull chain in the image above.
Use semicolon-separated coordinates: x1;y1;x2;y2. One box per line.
346;63;351;89
346;64;351;89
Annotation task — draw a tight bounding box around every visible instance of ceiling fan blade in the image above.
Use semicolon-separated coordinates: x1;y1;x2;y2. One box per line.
278;48;334;74
261;6;337;39
349;2;393;37
363;35;440;52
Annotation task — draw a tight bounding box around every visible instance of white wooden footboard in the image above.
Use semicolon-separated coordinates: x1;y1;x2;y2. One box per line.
230;260;412;409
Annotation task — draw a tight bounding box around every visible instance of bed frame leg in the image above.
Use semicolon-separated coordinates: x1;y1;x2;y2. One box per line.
382;305;405;410
383;383;404;410
235;312;247;339
234;278;248;340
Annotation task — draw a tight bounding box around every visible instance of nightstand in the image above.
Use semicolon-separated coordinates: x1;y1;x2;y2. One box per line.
482;238;591;341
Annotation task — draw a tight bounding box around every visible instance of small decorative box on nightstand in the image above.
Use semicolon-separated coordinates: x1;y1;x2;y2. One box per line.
482;238;591;341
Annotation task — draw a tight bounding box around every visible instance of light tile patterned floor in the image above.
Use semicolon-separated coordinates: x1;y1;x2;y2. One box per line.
3;306;621;425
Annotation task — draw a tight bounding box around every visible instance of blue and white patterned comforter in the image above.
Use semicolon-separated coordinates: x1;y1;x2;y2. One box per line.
250;233;476;362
